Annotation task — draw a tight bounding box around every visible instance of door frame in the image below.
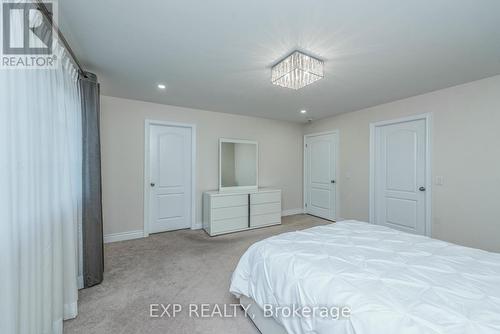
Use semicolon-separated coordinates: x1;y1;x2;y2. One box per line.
143;119;197;237
369;113;432;236
303;130;340;220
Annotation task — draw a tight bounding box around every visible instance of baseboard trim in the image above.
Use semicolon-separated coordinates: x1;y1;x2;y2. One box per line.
282;208;305;217
103;230;145;243
191;222;203;230
103;213;302;243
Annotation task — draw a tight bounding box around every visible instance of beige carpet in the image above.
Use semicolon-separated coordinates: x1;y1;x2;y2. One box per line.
64;214;330;334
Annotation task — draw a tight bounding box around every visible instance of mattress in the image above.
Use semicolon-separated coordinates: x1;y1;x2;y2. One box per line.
230;220;500;334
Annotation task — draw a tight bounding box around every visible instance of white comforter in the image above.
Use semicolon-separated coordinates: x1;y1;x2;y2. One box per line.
230;221;500;334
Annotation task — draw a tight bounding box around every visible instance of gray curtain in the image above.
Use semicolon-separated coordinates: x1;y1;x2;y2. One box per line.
80;72;104;288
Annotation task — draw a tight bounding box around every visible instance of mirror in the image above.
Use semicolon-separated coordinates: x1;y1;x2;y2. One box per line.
219;139;258;191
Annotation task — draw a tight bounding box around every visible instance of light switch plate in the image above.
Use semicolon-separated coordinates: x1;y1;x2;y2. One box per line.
435;176;444;186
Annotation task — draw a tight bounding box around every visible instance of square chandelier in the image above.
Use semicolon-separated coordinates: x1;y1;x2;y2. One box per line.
271;51;324;90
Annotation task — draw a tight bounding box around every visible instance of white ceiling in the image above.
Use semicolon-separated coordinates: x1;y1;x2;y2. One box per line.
59;0;500;122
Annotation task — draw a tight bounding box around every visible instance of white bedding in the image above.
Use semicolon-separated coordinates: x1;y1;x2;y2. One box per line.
230;220;500;334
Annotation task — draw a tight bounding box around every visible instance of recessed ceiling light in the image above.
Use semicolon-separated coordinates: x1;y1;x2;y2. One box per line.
272;51;324;90
157;84;166;89
300;109;307;114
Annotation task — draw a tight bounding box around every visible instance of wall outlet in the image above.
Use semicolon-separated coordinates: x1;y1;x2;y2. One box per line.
435;176;444;186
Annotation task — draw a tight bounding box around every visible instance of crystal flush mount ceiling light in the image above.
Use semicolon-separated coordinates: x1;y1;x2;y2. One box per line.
271;51;324;90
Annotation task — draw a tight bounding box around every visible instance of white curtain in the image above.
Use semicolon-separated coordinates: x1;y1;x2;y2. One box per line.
0;6;82;334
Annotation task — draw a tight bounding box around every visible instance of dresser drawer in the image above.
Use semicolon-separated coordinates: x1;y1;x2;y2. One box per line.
211;194;248;208
203;189;282;236
212;205;247;221
251;213;281;227
250;202;281;216
211;216;248;235
251;191;281;205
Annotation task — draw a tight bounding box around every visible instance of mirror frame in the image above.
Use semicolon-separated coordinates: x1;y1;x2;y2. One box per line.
218;138;259;192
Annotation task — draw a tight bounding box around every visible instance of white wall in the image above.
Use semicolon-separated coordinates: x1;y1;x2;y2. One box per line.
305;75;500;252
100;96;303;237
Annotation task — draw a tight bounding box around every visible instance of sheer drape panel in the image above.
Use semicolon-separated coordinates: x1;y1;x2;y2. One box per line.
0;11;81;334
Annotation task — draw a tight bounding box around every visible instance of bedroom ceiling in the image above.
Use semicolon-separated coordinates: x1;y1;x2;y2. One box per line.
59;0;500;122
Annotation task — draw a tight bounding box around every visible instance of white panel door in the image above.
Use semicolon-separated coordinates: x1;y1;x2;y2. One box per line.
305;133;337;220
149;125;192;233
374;119;427;235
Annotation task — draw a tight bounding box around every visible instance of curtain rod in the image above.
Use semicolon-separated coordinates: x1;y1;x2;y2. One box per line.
35;0;88;78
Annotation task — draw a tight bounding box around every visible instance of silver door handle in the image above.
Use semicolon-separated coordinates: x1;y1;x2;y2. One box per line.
419;186;426;192
150;182;155;187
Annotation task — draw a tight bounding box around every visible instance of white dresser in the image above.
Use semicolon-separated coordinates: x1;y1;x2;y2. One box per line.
203;188;281;236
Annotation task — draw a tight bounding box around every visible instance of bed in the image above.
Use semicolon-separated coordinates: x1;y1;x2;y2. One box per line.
230;220;500;334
